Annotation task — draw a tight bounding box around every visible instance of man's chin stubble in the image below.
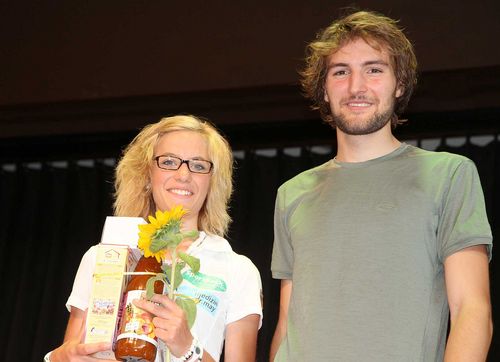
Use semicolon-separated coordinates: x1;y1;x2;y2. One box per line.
333;111;391;136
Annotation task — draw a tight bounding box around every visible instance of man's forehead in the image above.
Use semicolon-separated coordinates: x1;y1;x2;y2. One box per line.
327;37;392;64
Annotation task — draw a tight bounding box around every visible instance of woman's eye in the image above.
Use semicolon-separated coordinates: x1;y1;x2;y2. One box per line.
162;158;177;166
192;162;206;171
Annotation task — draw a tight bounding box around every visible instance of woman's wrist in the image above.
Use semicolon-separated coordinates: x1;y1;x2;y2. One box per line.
43;351;52;362
180;336;203;362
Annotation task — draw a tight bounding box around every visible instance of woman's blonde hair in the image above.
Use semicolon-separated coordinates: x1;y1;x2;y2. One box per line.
114;115;233;236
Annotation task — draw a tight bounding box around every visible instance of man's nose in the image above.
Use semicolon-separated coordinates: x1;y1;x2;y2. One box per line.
348;71;367;94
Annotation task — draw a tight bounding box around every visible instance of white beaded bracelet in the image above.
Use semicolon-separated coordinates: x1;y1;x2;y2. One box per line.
181;336;203;362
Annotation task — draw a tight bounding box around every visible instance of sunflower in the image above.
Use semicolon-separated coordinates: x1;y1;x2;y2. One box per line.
138;205;187;262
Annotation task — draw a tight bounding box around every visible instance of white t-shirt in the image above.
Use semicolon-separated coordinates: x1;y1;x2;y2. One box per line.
67;232;263;361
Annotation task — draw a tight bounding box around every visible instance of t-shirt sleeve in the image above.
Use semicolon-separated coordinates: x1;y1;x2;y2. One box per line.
65;245;98;312
227;254;263;328
437;159;493;262
271;188;294;279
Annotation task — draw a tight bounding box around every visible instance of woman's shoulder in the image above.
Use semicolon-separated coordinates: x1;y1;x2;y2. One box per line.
202;234;259;272
79;244;99;265
201;233;233;252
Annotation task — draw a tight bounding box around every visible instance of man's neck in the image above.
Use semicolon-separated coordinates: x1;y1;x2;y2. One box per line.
335;124;401;163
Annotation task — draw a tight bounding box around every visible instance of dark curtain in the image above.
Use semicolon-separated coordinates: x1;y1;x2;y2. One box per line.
0;160;115;361
1;140;499;361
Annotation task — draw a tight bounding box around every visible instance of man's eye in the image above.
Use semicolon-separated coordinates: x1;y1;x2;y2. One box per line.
332;69;348;76
368;68;383;74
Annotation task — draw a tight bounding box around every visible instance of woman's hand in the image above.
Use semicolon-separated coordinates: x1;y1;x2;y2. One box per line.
50;307;119;361
50;341;117;362
134;293;193;358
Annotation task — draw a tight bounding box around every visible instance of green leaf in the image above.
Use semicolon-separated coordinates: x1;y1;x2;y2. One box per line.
161;263;170;276
162;263;185;291
178;251;200;274
150;221;185;252
145;274;167;300
183;230;199;240
166;219;182;232
150;238;169;253
176;298;197;329
172;263;185;290
172;233;183;245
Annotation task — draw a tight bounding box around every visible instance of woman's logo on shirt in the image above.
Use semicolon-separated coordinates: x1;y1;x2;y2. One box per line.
182;270;227;292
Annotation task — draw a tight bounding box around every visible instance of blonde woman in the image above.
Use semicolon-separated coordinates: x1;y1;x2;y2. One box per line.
48;115;262;362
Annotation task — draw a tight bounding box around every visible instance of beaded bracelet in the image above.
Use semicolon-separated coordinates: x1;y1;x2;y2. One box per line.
181;337;203;362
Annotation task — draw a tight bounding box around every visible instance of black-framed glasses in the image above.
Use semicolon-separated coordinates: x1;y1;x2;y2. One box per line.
154;155;213;174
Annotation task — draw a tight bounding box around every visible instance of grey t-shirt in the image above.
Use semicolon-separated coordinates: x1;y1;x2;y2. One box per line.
271;144;492;362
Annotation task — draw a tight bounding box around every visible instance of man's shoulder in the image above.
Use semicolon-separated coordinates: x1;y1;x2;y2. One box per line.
276;160;333;208
279;160;332;193
404;144;471;165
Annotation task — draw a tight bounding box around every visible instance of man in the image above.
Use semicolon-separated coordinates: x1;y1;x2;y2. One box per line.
270;10;492;361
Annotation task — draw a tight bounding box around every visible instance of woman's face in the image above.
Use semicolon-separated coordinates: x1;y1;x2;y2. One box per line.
150;130;211;230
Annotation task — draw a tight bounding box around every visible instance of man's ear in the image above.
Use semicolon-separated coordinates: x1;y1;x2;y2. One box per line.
395;84;403;98
324;88;329;103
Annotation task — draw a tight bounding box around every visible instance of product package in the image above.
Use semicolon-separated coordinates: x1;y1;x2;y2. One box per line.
84;216;145;359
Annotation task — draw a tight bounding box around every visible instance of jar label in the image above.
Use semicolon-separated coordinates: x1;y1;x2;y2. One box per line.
115;290;158;346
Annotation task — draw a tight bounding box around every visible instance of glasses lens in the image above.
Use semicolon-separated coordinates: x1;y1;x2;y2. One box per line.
156;156;212;173
157;156;181;170
189;160;212;174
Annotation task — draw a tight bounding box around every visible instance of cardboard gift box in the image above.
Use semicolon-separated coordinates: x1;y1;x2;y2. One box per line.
84;216;145;359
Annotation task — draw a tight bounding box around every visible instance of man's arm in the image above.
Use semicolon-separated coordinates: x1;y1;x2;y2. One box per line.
269;279;292;361
444;244;492;361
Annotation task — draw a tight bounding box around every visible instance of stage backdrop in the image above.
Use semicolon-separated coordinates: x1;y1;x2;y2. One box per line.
1;136;499;361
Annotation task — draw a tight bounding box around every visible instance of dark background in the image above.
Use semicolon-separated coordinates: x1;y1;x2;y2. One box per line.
1;1;500;361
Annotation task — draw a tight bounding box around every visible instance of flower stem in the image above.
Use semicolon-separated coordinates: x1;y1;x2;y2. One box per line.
169;249;177;300
165;248;178;362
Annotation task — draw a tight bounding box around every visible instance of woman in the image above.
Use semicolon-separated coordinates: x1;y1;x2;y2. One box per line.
48;115;262;361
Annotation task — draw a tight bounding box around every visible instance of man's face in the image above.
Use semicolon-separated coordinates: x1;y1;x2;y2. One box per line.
323;37;402;135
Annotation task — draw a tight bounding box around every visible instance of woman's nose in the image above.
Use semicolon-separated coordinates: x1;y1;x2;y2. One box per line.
175;163;191;181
